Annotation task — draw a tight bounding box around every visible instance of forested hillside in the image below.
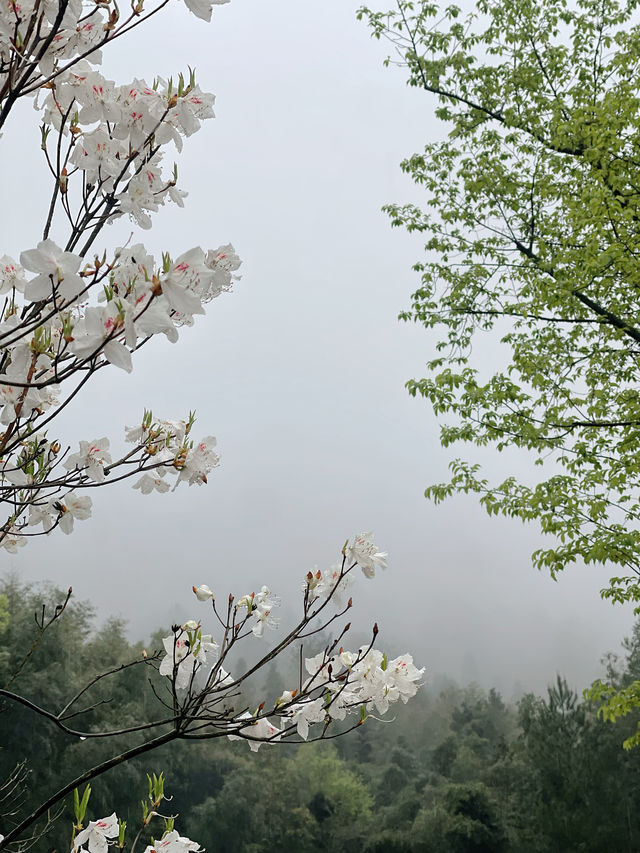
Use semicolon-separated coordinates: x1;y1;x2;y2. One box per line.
2;579;639;853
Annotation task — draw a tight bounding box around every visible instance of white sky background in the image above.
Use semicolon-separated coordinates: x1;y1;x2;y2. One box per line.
1;0;634;696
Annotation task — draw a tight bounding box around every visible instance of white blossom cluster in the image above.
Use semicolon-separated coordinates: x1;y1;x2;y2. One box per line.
1;239;240;367
0;0;240;553
159;535;423;752
37;64;218;229
0;235;239;548
223;644;423;753
1;414;221;550
71;814;200;853
303;531;387;607
0;0;230;102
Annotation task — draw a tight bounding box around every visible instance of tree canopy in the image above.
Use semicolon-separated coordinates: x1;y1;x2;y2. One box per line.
358;0;640;607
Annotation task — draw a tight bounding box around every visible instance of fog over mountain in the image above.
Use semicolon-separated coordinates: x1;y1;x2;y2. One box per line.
2;0;633;697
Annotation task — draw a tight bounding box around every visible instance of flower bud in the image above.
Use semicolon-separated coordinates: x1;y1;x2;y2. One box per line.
192;584;213;601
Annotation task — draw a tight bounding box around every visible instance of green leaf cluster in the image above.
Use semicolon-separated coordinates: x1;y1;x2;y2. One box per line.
359;0;640;602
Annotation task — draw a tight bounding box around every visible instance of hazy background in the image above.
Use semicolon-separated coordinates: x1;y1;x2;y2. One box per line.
1;0;633;697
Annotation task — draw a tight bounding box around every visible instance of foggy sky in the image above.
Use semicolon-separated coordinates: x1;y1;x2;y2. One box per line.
1;0;633;697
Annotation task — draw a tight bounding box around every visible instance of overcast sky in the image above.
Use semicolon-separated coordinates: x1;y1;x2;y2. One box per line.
2;0;634;697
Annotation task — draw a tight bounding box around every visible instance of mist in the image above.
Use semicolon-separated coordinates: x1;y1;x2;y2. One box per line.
1;0;633;698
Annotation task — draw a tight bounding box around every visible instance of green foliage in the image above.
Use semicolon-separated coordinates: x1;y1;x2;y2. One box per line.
586;618;640;747
73;784;92;826
413;782;507;853
0;577;156;849
0;594;8;632
183;744;374;853
514;676;640;851
0;594;8;677
358;0;640;604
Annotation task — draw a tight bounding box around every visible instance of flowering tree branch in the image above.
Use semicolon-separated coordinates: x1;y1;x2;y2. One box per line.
0;536;423;852
0;0;424;849
0;0;241;553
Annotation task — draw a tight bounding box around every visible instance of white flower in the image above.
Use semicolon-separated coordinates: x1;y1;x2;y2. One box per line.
20;239;84;303
254;586;279;610
251;607;279;638
304;651;334;681
346;649;424;715
169;86;215;137
70;126;126;183
118;173;160;229
133;299;179;342
74;74;121;124
72;813;119;853
125;417;187;448
69;304;132;372
0;382;22;427
45;12;105;73
287;698;326;740
251;586;280;637
161;248;209;317
338;649;357;667
347;532;387;578
29;502;56;532
194;631;218;659
1;460;29;487
182;0;229;22
1;526;26;553
173;436;219;488
41;0;82;28
124;422;148;444
0;255;26;294
385;654;425;704
159;630;190;666
325;686;358;721
157;419;188;446
305;564;352;606
111;79;158;148
144;829;201;852
203;243;241;300
0;347;58;425
55;491;92;534
158;626;218;690
227;713;281;752
132;472;170;494
65;439;112;483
